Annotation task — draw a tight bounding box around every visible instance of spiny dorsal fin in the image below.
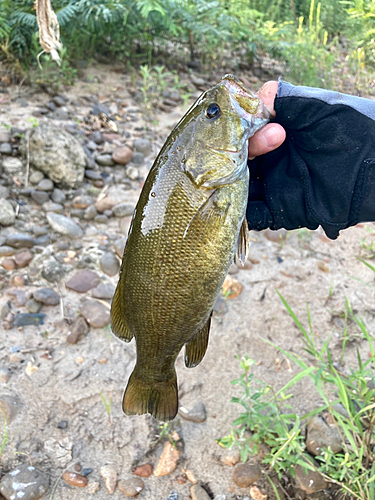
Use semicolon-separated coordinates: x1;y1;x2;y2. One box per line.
185;312;212;368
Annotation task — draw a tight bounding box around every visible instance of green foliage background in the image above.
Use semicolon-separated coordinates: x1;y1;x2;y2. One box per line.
0;0;374;88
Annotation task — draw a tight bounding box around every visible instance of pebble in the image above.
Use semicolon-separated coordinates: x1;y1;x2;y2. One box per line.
190;485;211;500
26;298;42;313
0;464;49;500
131;151;144;165
8;289;27;306
166;493;179;500
249;485;267;500
37;178;54;191
0;394;22;423
57;420;68;429
0;368;11;383
2;156;23;174
112;146;133;165
53;95;67;107
133;463;153;478
100;252;120;276
51;188;66;204
178;401;206;423
0;198;16;226
96;154;115;166
134;138;152;157
114;237;126;258
66;270;101;292
25;361;39;376
306;415;342;455
47;213;84;238
0;130;10;142
95;214;108;223
67;316;89;344
232;462;261;487
62;471;88;488
95;196;117;213
14;249;33;267
0;303;10;319
221;448;241;467
31;190;50;204
113;202;135;218
0;143;12;155
13;275;25;287
6;233;34;248
0;246;16;256
100;465;117;495
91;131;104;144
126;165;139;180
118;477;145;496
154;441;181;477
29;171;45;184
14;313;45;326
43;201;64;213
2;258;16;270
34;287;60;306
85;169;102;180
42;259;65;282
80;299;110;328
84;204;98;220
87;482;100;494
92;281;116;300
222;275;243;299
73;195;94;209
294;464;327;493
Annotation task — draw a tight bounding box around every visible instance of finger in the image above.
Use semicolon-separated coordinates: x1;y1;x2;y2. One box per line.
248;123;286;159
256;80;279;116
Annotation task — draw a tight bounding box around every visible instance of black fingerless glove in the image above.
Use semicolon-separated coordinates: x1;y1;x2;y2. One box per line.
247;80;375;239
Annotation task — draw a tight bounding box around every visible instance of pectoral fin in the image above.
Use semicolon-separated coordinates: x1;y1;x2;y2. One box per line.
236;218;250;266
183;190;229;239
111;280;133;342
185;312;212;368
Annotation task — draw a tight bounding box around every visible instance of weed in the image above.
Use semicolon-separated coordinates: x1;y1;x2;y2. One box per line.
0;413;8;458
100;391;112;425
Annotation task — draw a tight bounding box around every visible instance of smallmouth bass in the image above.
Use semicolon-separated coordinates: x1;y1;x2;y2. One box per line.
111;74;269;421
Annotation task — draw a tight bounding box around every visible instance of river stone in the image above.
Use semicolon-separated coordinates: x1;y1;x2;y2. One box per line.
114;237;126;258
190;485;211;500
26;299;42;313
112;146;133;165
232;462;261;488
131;151;144;165
0;246;16;257
29;171;45;184
6;233;34;248
67;316;89;344
73;195;93;209
80;299;110;328
25;123;86;188
0;130;10;143
51;188;66;204
306;415;342;455
2;257;16;270
0;464;49;500
100;465;117;494
96;154;115;166
42;259;65;282
65;270;101;292
294;464;327;493
14;249;33;267
34;287;60;306
0;186;10;198
126;165;138;180
47;213;84;239
31;190;50;205
118;477;145;496
2;157;23;174
113;203;135;218
0;198;15;226
62;472;88;488
134;138;152;157
43;201;64;214
37;178;54;191
13;313;45;326
85;169;102;181
95;197;117;213
0;143;12;155
92;282;116;300
178;401;206;423
100;252;120;276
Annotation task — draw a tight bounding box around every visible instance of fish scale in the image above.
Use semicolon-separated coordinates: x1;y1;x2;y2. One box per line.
111;74;270;421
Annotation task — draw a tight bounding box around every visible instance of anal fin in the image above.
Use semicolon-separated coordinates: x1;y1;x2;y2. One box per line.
185;312;212;368
111;281;133;342
236;218;250;266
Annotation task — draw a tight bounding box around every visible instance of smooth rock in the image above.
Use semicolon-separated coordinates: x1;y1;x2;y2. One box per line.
118;477;144;496
80;299;110;328
96;154;115;166
0;198;15;226
0;186;10;198
0;143;12;155
25;124;86;188
126;165;138;180
134;138;152;157
131;151;144;165
92;282;115;300
0;246;16;257
154;442;180;477
114;237;126;258
221;448;241;467
95;214;108;223
8;289;27;306
51;188;66;204
13;313;45;326
66;270;101;292
100;252;120;276
33;288;60;306
42;259;65;282
84;205;98;220
2;258;15;270
249;485;267;500
112;146;133;165
178;401;206;423
0;464;49;500
85;169;102;180
43;201;64;213
232;462;261;488
73;195;93;209
191;484;211;500
0;130;10;143
93;103;110;116
294;464;327;493
62;471;88;488
14;249;33;267
113;202;135;218
2;156;23;174
67;317;89;344
100;465;117;495
29;171;45;184
53;95;67;107
47;213;84;239
91;131;104;144
37;178;54;191
132;464;153;478
31;190;50;205
95;197;117;213
26;298;42;313
306;415;342;455
0;368;11;383
0;394;22;423
6;233;34;248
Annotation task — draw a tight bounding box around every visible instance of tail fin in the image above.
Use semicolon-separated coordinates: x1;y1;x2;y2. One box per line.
123;371;178;422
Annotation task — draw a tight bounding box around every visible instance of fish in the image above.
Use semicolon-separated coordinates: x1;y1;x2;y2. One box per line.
111;74;270;421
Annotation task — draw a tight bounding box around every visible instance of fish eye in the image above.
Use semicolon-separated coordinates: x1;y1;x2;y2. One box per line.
205;103;221;120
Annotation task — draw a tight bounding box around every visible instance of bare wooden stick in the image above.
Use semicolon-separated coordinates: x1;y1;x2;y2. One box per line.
35;0;62;65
